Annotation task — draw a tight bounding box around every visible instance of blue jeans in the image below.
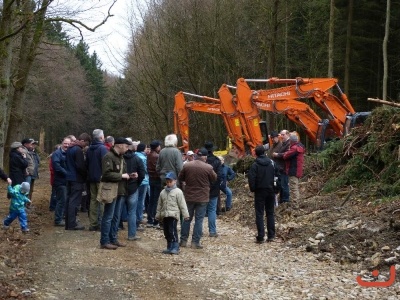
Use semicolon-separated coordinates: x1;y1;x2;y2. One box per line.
126;191;139;238
4;209;28;230
207;196;218;234
181;202;207;244
100;196;123;245
148;179;161;225
25;175;32;184
136;184;149;225
280;174;290;202
49;186;57;210
54;185;67;224
220;186;233;209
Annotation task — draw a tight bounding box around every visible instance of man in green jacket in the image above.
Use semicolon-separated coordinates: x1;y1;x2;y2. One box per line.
99;137;132;250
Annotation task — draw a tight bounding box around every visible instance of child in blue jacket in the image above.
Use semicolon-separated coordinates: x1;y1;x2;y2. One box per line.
3;178;31;232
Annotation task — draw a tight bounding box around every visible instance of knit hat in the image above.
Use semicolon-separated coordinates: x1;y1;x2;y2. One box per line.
150;140;161;150
11;142;22;149
20;182;30;194
197;148;208;156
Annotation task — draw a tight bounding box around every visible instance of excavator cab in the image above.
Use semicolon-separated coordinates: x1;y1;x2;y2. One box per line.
343;112;371;136
259;121;270;146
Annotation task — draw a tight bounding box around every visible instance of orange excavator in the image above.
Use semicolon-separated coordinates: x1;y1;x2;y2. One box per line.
173;91;247;157
243;77;370;136
233;78;333;149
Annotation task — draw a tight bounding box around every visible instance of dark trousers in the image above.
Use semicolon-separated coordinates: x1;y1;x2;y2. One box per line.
65;181;84;229
148;178;162;225
254;190;275;240
163;217;179;243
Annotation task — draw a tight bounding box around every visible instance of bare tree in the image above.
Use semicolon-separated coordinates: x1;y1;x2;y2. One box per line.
383;0;390;100
328;0;335;78
0;0;117;166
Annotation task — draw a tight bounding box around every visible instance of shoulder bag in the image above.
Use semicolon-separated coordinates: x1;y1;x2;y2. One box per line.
97;158;123;204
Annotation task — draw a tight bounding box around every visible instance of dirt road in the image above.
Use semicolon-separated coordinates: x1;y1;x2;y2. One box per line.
1;173;400;299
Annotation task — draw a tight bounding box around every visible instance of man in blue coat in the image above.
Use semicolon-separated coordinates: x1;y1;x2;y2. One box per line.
52;137;71;226
86;129;108;231
65;133;91;230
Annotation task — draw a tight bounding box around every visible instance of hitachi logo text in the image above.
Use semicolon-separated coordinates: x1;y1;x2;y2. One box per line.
267;91;291;99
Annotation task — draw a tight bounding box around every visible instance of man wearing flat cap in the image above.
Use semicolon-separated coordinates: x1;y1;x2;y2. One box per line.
100;137;132;250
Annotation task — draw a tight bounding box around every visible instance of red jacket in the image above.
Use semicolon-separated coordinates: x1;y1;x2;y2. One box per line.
283;142;305;178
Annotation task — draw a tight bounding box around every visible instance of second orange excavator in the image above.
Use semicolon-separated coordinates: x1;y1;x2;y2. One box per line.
173;91;247;157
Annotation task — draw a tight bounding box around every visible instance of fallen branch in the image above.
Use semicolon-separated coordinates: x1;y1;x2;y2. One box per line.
340;187;354;207
367;98;400;108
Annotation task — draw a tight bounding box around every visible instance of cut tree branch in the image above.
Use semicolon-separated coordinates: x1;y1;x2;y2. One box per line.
367;98;400;108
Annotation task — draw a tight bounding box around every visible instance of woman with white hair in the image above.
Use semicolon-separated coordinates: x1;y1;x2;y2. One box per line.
156;134;183;187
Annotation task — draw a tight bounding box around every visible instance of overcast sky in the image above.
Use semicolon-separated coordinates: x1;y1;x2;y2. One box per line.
61;0;143;76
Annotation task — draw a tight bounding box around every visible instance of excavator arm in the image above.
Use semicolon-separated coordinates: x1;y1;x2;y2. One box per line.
173;91;246;156
251;77;355;136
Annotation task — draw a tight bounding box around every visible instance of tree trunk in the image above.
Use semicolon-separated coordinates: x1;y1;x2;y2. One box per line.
382;0;390;100
0;1;17;168
344;0;354;95
5;0;49;168
328;0;335;78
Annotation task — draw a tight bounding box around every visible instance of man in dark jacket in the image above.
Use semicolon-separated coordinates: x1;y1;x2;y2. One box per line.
65;133;91;230
123;141;145;241
86;129;108;231
52;137;71;226
248;145;277;244
179;148;217;249
9;142;28;187
283;133;305;203
146;140;162;228
204;141;222;237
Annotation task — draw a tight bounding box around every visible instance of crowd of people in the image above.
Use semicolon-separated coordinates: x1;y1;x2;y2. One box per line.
2;128;304;251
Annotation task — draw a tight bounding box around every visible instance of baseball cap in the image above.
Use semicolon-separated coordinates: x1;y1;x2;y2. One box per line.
165;171;177;180
186;150;194;156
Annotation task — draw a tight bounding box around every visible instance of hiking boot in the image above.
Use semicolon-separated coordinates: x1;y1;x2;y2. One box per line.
89;226;99;231
162;242;172;254
191;242;203;249
22;228;30;233
146;223;154;228
179;240;187;247
54;221;65;227
209;233;219;238
127;236;141;241
169;242;180;255
73;225;85;230
112;241;126;247
100;243;118;250
255;239;265;244
2;225;10;230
